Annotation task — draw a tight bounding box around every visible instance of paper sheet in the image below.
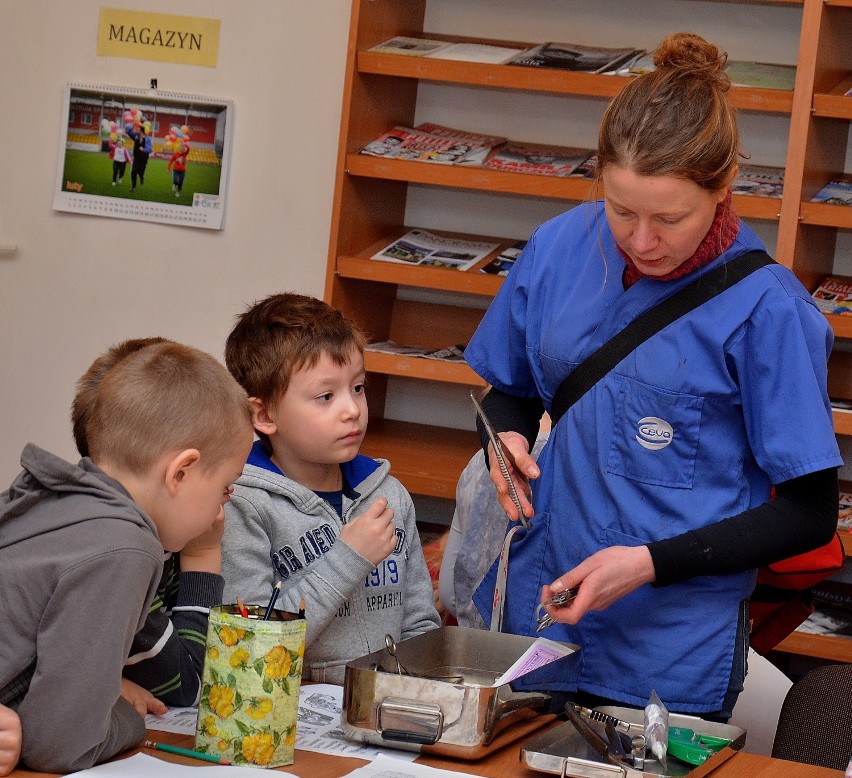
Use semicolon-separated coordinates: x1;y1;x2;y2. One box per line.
65;751;296;777
146;683;417;762
340;753;484;778
492;636;575;686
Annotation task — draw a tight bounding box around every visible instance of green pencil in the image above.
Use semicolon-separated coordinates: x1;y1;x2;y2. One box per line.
144;739;230;765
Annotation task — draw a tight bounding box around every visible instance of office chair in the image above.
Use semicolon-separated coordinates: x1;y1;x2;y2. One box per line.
771;663;852;770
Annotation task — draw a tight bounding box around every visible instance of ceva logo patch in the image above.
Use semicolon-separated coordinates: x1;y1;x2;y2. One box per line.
635;416;674;450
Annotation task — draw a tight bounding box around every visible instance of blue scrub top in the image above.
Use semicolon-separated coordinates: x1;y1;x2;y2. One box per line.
465;201;841;712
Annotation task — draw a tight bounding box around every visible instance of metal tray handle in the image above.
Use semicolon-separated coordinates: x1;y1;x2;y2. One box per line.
377;697;444;745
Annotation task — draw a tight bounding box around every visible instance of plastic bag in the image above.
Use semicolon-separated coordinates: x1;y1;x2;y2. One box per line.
644;689;669;769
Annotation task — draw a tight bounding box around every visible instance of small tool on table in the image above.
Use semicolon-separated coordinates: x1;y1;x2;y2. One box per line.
469;391;530;530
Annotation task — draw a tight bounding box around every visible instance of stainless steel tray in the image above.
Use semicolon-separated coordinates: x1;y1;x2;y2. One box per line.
342;626;579;759
521;706;746;778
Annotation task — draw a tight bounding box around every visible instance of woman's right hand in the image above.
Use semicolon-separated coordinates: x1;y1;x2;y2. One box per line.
487;431;539;523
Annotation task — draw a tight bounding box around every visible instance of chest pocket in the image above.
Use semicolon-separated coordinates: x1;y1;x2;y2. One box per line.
606;375;703;489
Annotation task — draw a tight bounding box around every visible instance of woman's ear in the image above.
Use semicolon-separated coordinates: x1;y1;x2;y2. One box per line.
719;164;739;200
250;397;277;437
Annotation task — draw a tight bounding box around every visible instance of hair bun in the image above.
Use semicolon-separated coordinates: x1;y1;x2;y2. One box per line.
653;32;730;90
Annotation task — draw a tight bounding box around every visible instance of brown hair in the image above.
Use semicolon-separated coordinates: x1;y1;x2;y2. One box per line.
83;340;253;474
597;32;739;191
225;293;366;447
72;337;171;457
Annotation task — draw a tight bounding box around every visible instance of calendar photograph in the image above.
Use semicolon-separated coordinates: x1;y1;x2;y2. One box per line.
53;83;234;229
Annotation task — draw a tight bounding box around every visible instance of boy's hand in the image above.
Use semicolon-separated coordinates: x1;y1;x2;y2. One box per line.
120;677;167;718
180;506;225;573
339;497;397;565
0;704;21;777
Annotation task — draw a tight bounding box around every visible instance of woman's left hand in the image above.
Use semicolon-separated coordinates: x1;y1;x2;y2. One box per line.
540;545;656;624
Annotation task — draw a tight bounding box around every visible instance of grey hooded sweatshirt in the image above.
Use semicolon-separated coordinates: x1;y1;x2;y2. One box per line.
0;444;163;773
222;442;440;684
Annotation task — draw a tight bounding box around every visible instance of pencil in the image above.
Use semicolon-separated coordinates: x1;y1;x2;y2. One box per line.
263;580;282;620
144;740;230;765
298;597;305;619
236;596;249;618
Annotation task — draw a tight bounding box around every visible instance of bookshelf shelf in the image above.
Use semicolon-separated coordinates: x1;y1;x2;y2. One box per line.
357;50;795;113
774;631;852;662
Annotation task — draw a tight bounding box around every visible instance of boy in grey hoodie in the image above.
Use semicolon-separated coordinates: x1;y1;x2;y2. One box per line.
0;341;253;774
222;293;440;684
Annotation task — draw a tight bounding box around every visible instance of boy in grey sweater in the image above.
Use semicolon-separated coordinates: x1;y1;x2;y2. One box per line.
0;341;253;774
222;293;440;684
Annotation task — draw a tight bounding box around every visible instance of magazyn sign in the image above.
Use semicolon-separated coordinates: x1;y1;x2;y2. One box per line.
97;9;220;68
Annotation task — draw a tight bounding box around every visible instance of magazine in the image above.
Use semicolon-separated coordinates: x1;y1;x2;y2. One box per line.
368;36;450;57
371;228;499;271
360;126;489;165
614;52;655;76
811;276;852;315
839;491;852;533
483;142;593;177
366;340;466;362
570;153;597;179
508;42;642;74
424;42;524;64
413;123;507;166
480;240;527;276
810;174;852;206
724;61;797;90
732;164;785;198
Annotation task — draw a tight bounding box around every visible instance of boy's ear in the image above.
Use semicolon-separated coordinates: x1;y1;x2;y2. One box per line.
249;397;277;436
164;448;201;495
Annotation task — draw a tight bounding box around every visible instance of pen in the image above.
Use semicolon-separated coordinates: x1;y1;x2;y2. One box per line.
144;740;230;765
263;580;282;620
236;596;249;618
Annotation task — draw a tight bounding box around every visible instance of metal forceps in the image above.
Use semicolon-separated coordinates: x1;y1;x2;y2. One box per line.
535;586;580;632
469;391;530;530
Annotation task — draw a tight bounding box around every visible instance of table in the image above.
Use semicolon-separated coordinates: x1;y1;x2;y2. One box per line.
7;727;844;778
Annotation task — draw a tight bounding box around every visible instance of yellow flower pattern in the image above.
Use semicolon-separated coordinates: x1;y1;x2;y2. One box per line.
194;605;306;768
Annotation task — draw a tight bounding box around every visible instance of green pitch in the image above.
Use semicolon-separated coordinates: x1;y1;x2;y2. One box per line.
61;149;222;205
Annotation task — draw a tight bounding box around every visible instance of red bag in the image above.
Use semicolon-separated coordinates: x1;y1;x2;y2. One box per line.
749;532;845;655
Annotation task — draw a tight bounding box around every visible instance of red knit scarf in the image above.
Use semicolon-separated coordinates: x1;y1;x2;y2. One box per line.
620;191;739;289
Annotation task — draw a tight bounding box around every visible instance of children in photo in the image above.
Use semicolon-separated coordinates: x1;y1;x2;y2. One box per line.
167;141;190;197
0;341;253;773
222;292;440;684
109;135;132;186
71;338;233;710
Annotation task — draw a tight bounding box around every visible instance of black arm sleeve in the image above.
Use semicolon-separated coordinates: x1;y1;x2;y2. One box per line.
648;467;839;586
476;387;544;464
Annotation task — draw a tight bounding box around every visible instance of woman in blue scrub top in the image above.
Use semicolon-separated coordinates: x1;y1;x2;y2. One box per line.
465;32;842;721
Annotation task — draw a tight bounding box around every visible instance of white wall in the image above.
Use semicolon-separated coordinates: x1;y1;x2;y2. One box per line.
0;1;350;481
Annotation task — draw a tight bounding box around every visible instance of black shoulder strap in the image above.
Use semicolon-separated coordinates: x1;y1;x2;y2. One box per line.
550;250;775;426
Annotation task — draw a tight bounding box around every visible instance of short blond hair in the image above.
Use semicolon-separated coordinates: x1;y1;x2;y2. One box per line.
83;341;253;474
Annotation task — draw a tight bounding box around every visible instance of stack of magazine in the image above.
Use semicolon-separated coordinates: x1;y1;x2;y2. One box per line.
360;123;506;166
506;41;643;74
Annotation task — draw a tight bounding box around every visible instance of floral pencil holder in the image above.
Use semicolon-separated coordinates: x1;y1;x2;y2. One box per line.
194;604;306;768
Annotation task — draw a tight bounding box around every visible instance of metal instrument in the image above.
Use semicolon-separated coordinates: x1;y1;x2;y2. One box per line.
469;391;531;529
535;586;580;632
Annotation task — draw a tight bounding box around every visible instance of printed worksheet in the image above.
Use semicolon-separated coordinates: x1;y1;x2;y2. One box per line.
146;684;417;762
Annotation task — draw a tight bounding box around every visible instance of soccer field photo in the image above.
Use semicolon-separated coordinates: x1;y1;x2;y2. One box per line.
53;83;233;229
